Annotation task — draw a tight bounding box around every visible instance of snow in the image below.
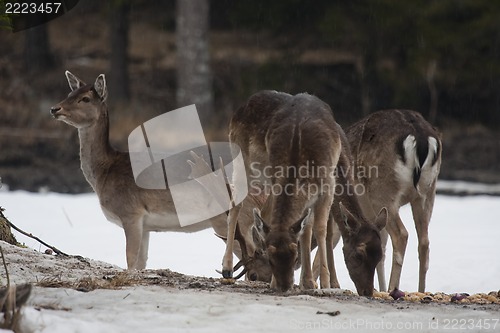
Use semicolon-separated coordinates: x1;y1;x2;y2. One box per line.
437;180;500;196
1;190;498;294
0;190;499;332
19;287;498;333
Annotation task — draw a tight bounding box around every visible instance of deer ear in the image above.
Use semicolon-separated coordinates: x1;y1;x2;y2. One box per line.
339;202;360;235
94;74;108;101
65;70;85;91
374;207;388;231
253;208;270;235
252;225;266;250
291;208;311;236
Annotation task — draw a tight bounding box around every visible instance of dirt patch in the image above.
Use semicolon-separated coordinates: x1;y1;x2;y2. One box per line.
1;241;498;314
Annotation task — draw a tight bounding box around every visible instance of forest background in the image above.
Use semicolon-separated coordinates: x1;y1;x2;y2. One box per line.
0;0;499;193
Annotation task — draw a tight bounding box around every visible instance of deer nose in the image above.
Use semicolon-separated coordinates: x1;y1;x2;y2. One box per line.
359;289;373;297
50;106;61;115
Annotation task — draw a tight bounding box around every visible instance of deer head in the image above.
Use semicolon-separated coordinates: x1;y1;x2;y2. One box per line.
215;227;273;283
253;208;311;291
339;202;387;296
50;71;108;128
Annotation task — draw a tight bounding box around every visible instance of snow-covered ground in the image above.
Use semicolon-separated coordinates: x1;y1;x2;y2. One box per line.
0;190;499;332
0;190;498;294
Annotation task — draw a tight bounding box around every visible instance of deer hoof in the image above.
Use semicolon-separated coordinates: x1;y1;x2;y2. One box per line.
300;279;317;290
222;269;233;279
220;278;236;285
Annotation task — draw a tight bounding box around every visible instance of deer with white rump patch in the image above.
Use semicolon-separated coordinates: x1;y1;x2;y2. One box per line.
346;109;441;293
50;71;261;273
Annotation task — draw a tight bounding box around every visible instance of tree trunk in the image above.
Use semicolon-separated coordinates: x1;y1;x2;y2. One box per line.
23;23;54;73
176;0;213;126
0;209;17;246
109;1;130;104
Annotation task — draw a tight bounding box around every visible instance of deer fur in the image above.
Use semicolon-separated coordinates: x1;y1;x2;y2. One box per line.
346;109;442;292
224;90;341;291
50;71;234;270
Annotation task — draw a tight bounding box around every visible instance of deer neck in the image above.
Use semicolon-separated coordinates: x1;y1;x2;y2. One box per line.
333;151;367;238
77;108;114;191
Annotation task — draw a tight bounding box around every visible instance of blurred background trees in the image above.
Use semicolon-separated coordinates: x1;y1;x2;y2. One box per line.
0;0;499;192
176;0;213;126
108;0;131;104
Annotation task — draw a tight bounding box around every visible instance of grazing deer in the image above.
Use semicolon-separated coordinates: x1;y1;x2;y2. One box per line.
231;90;340;292
49;71;245;271
346;109;441;293
309;125;388;296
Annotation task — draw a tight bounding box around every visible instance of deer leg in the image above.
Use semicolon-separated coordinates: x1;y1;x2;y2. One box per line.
411;194;434;293
376;228;389;291
299;221;315;289
270;275;277;289
222;202;243;278
327;214;341;288
122;217;143;270
386;211;408;291
312;249;320;281
136;230;150;270
312;196;333;289
314;214;341;287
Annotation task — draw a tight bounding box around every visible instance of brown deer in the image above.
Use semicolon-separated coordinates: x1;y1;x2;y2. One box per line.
224;90;386;293
49;71;263;275
346;109;442;293
230;90;339;292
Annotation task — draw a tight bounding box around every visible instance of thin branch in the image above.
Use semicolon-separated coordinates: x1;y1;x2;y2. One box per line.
0;209;69;257
0;247;9;287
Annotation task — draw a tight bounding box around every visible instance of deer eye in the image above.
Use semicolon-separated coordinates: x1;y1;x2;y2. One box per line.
81;96;91;103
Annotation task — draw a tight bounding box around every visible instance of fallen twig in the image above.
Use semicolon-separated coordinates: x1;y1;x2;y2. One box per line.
0;207;69;257
316;310;341;317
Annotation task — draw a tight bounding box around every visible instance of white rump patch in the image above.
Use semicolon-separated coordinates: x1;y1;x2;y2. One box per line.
426;136;439;167
403;134;419;170
419;136;440;188
394;135;417;185
394;135;440;194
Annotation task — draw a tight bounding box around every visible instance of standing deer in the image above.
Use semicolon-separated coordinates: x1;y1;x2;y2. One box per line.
230;90;339;292
346;109;441;293
49;71;265;276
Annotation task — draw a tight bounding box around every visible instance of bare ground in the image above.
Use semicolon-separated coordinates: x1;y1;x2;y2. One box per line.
1;241;499;314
